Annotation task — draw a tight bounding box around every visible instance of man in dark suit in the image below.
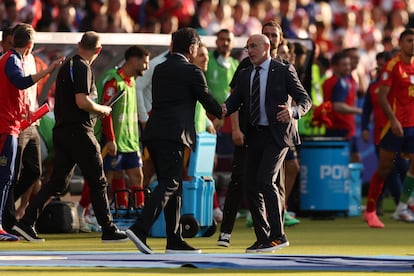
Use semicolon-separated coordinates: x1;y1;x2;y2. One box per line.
225;34;311;253
126;27;225;254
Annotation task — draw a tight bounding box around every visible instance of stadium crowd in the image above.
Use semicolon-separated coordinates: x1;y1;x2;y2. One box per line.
0;0;412;52
1;0;413;104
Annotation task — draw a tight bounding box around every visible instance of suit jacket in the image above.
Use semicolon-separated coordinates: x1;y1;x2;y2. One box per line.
226;58;312;147
142;54;223;150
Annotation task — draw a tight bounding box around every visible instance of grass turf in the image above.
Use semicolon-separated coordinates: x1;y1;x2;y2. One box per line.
0;200;413;275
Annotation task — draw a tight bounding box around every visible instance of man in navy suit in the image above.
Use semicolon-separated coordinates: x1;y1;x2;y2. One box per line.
225;34;311;253
126;28;225;254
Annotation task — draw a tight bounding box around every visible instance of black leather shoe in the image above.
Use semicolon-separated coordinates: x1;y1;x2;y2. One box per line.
166;240;202;254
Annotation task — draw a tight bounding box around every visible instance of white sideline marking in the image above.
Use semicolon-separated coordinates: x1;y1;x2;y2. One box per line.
0;256;66;260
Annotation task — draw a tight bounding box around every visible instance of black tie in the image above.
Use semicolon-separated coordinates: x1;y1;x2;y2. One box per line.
250;66;261;126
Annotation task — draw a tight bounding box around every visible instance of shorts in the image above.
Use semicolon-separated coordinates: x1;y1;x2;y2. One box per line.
103;151;143;172
380;127;414;153
349;136;359;154
216;131;234;157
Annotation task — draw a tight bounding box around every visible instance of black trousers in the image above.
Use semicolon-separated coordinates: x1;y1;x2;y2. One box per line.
136;140;184;243
21;126;116;234
246;126;288;243
3;125;41;231
219;144;248;234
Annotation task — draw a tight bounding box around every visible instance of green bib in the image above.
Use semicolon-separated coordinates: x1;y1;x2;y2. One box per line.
96;68;140;152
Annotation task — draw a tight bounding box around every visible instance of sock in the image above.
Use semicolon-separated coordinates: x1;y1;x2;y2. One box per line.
366;171;385;213
399;173;414;204
77;204;85;217
130;186;145;208
79;181;91;208
213;191;220;209
396;202;408;213
112;178;128;208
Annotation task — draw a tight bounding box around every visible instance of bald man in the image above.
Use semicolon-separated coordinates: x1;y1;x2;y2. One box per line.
225;34;311;253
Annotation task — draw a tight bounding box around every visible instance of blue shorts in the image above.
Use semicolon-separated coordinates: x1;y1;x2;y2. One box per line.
216;131;234;157
380;127;414;153
103;151;143;172
285;146;298;161
348;136;359;154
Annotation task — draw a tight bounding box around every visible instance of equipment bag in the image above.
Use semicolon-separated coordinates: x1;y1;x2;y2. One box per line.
36;198;79;233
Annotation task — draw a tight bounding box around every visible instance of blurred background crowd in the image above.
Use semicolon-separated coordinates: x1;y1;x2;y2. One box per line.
1;0;413;58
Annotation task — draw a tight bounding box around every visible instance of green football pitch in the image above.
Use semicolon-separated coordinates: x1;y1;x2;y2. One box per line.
0;201;413;275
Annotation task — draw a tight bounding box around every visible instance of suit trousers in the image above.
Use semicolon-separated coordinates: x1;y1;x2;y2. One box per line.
21;126;116;234
140;140;185;243
246;125;288;243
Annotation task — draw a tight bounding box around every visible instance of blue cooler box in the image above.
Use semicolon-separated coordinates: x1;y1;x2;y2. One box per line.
300;137;350;213
348;163;363;216
149;132;217;237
